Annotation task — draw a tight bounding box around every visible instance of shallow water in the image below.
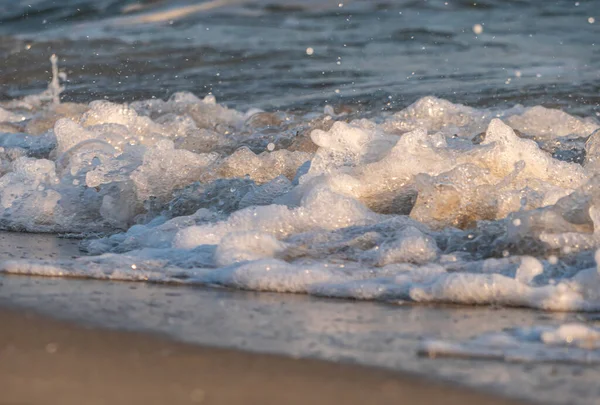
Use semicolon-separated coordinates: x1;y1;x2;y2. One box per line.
1;231;600;405
1;0;600;369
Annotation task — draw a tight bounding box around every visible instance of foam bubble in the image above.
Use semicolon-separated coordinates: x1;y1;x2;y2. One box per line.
421;322;600;363
2;63;600;316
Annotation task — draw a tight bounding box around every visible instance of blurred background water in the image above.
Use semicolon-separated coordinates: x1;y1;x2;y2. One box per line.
0;0;598;115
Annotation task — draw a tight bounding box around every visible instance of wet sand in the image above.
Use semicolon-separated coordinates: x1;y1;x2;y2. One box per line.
0;306;527;405
0;231;582;404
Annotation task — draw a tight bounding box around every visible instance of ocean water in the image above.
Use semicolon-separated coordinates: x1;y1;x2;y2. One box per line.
1;0;600;366
1;0;598;113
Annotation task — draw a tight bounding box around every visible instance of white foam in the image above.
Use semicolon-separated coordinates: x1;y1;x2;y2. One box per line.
3;65;600;319
506;106;599;140
421;322;600;364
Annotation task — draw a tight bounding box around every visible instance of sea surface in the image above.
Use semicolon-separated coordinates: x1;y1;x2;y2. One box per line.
1;1;600;403
1;0;598;114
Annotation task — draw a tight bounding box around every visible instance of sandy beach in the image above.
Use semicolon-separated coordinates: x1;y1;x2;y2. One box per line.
0;306;528;405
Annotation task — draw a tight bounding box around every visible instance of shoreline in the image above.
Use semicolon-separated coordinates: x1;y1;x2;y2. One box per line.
0;305;528;405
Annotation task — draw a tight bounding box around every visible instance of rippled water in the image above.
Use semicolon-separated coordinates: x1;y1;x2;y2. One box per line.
1;0;599;113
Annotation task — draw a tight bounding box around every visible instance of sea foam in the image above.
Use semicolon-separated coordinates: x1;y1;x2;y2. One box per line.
2;59;600;315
